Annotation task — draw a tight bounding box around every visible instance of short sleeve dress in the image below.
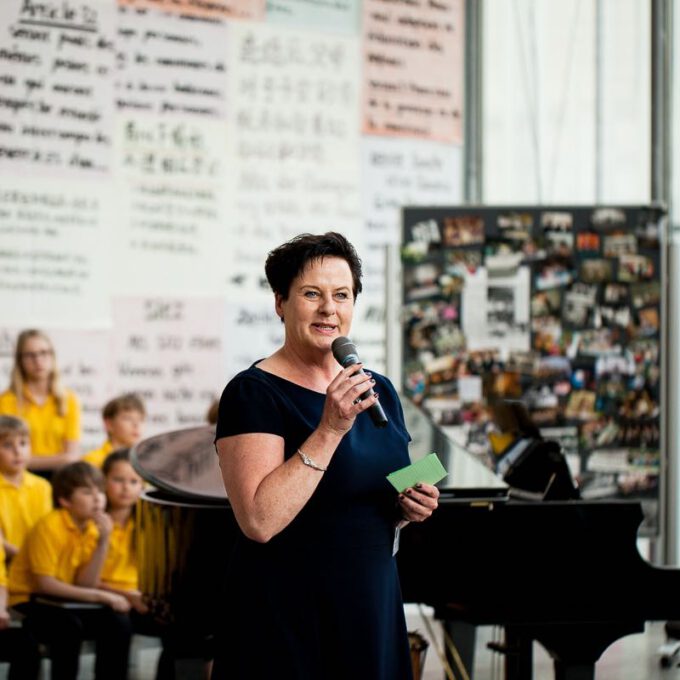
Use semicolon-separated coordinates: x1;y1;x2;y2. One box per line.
212;365;414;680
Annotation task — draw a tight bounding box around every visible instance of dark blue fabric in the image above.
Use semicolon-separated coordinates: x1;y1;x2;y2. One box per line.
212;366;414;680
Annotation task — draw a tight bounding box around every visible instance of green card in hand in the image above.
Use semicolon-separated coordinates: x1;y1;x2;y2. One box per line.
386;453;447;493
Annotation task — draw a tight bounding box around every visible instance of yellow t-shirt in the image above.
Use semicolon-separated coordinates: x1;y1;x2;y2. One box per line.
0;471;52;550
100;517;137;591
0;389;81;457
82;441;113;469
8;508;99;606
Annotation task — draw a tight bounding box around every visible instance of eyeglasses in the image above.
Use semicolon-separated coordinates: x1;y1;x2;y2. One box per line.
21;350;52;361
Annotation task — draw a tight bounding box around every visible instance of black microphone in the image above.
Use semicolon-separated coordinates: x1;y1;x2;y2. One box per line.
331;336;388;428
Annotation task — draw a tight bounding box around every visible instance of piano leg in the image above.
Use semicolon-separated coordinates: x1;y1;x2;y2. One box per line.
504;626;533;680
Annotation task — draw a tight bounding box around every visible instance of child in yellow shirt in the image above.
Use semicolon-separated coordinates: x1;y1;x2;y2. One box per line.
0;533;40;679
0;416;52;560
8;462;132;680
99;449;146;613
83;394;146;469
0;330;81;473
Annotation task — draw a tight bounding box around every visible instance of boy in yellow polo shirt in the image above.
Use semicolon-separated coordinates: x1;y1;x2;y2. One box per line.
0;416;52;560
83;394;146;469
8;462;132;680
0;534;41;679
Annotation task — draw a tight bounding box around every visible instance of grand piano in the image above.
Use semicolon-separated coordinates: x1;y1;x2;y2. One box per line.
132;399;680;680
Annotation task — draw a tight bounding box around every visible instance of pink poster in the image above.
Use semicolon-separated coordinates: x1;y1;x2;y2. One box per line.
361;0;464;143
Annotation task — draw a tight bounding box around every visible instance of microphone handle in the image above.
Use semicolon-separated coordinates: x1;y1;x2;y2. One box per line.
349;365;389;428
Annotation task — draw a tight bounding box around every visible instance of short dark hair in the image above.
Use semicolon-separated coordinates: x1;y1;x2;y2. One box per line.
102;393;146;420
52;461;104;507
102;448;132;477
264;232;363;300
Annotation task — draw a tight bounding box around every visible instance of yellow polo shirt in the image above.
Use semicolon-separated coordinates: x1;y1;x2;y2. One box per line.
0;389;81;457
8;509;99;606
100;517;137;591
83;441;113;469
0;471;52;550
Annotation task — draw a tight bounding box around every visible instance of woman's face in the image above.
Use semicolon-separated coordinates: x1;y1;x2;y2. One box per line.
276;256;355;358
19;335;55;382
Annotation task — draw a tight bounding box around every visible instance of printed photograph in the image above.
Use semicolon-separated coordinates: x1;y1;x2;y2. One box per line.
590;207;626;228
576;231;601;253
618;254;654;282
603;283;629;305
442;215;485;246
531;289;561;317
580;258;613;284
631;282;660;309
603;232;637;258
541;211;573;231
497;211;533;240
563;283;598;327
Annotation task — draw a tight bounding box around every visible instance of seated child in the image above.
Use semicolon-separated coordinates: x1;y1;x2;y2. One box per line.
8;462;132;680
83;394;146;468
0;416;52;560
99;450;147;614
0;534;40;679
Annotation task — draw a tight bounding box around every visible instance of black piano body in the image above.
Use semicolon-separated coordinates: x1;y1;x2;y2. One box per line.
131;401;680;680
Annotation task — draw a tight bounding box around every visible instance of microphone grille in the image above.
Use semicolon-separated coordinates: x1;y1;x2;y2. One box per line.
331;336;358;365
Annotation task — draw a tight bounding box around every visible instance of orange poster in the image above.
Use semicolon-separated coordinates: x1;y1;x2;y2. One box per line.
118;0;265;21
361;0;464;143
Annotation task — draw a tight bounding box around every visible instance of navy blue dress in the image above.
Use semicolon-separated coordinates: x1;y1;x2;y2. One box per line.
212;365;414;680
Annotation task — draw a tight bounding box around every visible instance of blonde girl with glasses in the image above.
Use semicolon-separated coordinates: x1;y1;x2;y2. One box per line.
0;330;81;475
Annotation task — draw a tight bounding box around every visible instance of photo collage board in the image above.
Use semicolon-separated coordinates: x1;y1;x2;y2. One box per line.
401;205;665;532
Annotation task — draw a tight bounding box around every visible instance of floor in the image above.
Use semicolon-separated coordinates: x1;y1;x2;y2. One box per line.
2;608;679;679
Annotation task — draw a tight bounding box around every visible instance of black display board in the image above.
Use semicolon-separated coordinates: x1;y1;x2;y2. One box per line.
402;205;664;533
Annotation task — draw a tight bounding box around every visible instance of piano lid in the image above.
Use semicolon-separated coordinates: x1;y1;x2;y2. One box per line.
131;426;227;502
402;398;507;496
131;398;506;501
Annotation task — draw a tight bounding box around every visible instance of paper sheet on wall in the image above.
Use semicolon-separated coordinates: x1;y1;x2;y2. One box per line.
225;22;363;295
0;178;112;327
0;0;116;178
116;5;228;119
223;299;284;381
266;0;360;34
462;266;531;356
113;116;229;295
361;0;464;142
118;0;265;21
111;297;226;436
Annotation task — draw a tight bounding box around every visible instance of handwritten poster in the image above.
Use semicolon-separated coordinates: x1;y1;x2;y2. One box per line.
0;0;115;177
226;22;364;294
223;299;284;380
118;0;265;21
0;179;112;327
0;327;113;453
362;137;462;245
266;0;360;34
361;0;464;142
113;116;229;294
351;137;462;371
111;297;226;436
116;5;228;119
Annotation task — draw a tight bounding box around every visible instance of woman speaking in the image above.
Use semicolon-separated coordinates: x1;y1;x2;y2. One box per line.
213;232;438;680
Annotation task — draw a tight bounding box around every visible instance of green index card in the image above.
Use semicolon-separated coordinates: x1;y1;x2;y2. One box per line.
386;453;447;493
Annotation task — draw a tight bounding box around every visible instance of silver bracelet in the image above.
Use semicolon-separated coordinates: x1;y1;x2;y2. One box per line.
297;448;327;472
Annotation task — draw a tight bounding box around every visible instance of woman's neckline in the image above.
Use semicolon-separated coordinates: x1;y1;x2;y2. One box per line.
252;363;327;396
